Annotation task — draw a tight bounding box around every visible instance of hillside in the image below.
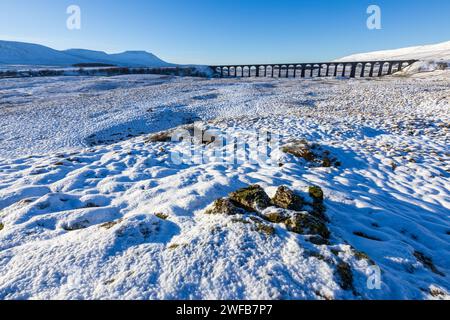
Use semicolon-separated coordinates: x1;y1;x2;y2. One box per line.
0;40;172;67
336;40;450;62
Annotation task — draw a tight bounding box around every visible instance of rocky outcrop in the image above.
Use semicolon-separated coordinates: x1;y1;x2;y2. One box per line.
204;184;330;244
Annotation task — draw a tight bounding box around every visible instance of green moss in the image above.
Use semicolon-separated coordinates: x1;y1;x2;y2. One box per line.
0;222;4;232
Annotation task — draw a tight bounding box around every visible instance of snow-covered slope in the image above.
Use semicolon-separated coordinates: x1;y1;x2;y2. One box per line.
109;51;172;67
63;49;116;65
0;41;87;66
0;40;172;67
336;40;450;62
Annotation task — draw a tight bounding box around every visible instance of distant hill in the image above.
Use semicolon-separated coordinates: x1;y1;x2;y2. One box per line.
336;40;450;62
0;40;173;67
64;49;173;67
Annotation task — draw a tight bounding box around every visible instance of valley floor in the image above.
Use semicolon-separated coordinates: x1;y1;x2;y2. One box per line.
0;72;449;299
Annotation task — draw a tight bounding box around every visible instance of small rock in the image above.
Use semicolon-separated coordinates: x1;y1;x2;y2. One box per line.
282;140;317;162
309;186;324;202
155;213;169;220
271;186;304;211
205;198;244;215
145;131;172;143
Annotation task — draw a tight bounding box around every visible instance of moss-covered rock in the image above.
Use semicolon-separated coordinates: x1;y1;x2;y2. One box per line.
155;213;169;220
229;185;271;212
285;211;330;239
271;186;304;211
309;186;324;202
205;198;244;215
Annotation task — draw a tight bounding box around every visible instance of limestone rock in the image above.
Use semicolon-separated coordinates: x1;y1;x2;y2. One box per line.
271;186;304;211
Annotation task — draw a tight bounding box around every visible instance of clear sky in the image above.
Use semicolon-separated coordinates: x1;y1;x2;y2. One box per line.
0;0;449;64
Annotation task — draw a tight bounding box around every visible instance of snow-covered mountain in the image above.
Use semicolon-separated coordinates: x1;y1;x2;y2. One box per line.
0;41;87;66
0;40;172;67
64;49;172;67
336;40;450;62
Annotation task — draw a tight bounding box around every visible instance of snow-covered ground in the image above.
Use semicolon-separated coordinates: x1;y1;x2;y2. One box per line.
0;68;449;299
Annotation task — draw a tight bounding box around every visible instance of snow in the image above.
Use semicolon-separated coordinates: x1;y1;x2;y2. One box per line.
0;70;449;300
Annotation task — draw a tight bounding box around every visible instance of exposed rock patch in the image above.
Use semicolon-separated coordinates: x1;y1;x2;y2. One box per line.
205;198;245;215
271;186;304;211
281;139;341;167
229;185;271;212
204;185;330;243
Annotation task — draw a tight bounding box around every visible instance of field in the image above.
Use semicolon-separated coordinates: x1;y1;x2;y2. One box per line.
0;71;449;299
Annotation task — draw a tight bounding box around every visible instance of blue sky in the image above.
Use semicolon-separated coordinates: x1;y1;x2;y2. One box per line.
0;0;449;64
